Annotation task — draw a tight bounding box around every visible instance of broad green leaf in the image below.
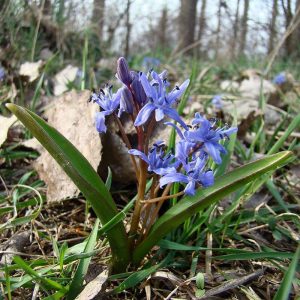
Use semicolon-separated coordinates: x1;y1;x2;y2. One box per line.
274;245;300;300
133;151;294;264
67;219;100;300
6;104;130;272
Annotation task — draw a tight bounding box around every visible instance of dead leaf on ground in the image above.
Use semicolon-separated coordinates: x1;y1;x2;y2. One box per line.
239;77;276;100
0;115;17;147
32;90;102;202
53;65;79;96
75;269;108;300
19;60;43;82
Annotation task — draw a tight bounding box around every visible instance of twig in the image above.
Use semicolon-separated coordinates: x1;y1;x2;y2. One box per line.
199;269;264;299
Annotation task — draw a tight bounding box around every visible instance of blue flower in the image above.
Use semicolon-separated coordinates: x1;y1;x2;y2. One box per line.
184;113;237;164
134;70;189;128
166;114;237;165
0;67;5;81
90;85;121;133
212;95;223;109
273;72;286;85
160;156;214;195
128;141;179;175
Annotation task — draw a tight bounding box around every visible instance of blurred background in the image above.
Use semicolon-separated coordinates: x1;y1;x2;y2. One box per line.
0;0;300;72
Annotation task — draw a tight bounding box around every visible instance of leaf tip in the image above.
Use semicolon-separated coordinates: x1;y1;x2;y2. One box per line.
5;103;16;112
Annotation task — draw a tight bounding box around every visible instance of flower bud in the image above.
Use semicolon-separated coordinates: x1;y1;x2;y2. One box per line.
117;57;133;86
118;86;133;117
131;78;147;106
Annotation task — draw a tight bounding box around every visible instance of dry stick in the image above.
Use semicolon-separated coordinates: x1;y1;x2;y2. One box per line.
113;114;139;179
202;269;264;299
205;206;217;279
264;4;300;76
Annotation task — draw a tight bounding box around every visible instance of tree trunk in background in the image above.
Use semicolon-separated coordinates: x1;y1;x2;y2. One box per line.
215;0;222;59
231;0;240;57
268;0;278;55
124;0;131;57
158;8;168;50
197;0;207;57
239;0;249;56
178;0;198;54
42;0;52;15
92;0;105;42
293;0;300;57
281;0;293;56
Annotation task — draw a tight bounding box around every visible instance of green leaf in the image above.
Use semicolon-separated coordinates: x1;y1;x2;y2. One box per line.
274;245;300;300
114;254;172;293
67;219;100;300
215;251;294;260
133;151;294;264
6;104;130;272
13;256;67;292
268;114;300;155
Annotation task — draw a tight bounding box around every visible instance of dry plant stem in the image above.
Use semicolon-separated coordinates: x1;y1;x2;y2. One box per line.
129;159;147;246
142;183;172;239
140;175;158;236
113;114;139;179
206;206;217;279
141;191;184;204
144;117;156;154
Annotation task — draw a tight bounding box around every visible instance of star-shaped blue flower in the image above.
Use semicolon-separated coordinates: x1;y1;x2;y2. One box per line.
128;141;179;175
90;85;121;133
134;71;189;129
160;156;214;195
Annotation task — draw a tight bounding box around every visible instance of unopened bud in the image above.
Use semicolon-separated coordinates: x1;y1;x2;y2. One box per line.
117;57;133;86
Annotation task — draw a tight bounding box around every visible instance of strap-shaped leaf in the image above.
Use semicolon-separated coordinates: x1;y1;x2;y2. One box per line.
133;151;294;264
6;104;130;272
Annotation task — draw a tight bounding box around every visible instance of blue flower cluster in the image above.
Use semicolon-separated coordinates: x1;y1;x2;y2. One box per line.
273;72;286;85
91;57;237;196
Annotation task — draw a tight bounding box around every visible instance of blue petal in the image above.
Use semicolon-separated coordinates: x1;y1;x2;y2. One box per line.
164;122;184;139
200;170;214;187
128;149;149;164
205;142;222;164
155;108;165;121
163;107;188;130
167;79;190;104
184;181;196;196
160;173;189;188
154;166;177;176
95;111;108;133
134;103;156;126
140;72;155;99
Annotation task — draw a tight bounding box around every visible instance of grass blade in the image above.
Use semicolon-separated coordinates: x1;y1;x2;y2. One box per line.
67;219;100;300
273;245;300;300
